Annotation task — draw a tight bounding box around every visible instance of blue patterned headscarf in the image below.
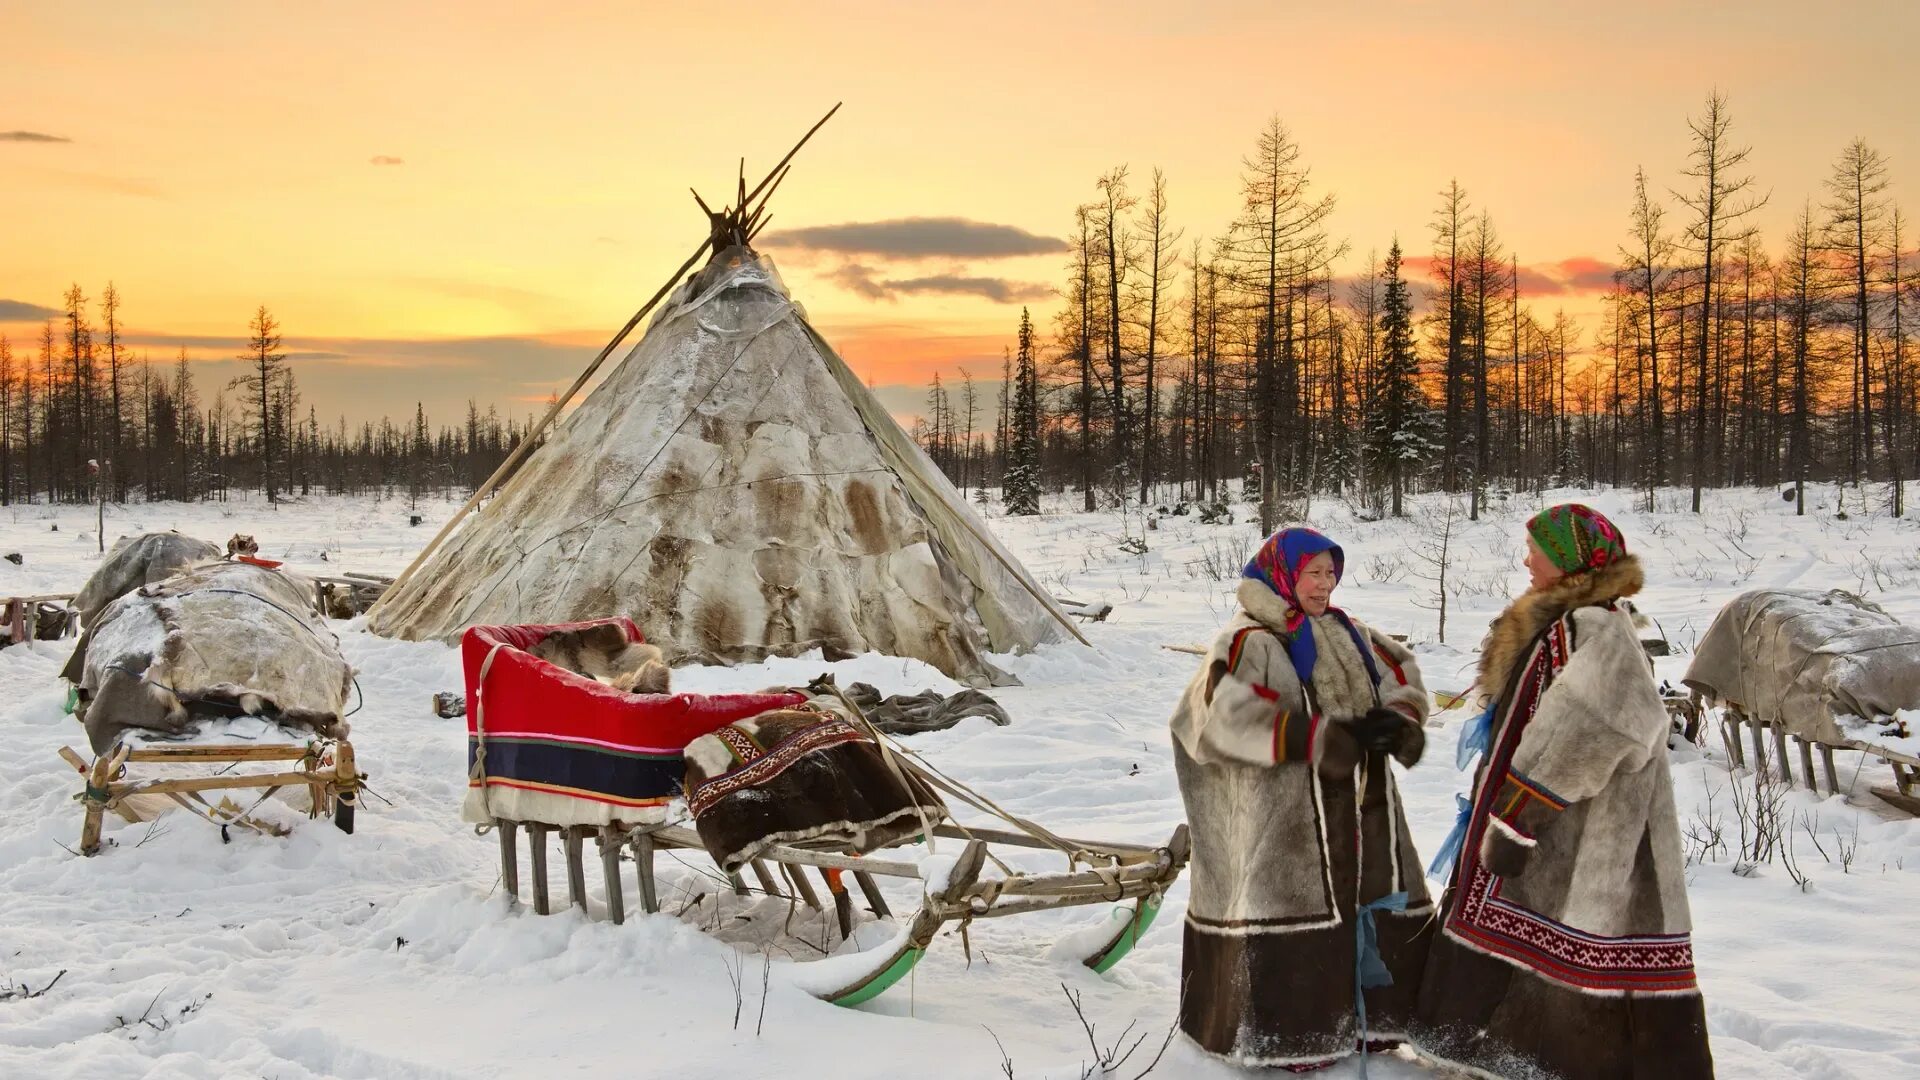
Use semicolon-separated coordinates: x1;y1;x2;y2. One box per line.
1243;527;1378;693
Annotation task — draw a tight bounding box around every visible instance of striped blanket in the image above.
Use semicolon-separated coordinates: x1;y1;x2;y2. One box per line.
461;619;803;827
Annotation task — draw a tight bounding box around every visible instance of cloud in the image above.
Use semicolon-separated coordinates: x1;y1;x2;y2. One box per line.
1347;253;1617;301
0;131;71;143
1547;256;1618;292
369;155;404;166
823;263;1051;304
888;275;1054;303
764;217;1067;259
121;329;596;372
816;321;1016;385
0;299;63;322
827;263;891;301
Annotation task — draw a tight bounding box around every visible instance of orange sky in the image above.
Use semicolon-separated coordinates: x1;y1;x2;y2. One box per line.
4;2;1917;426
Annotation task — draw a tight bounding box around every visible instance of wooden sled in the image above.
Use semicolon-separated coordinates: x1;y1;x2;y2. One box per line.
486;814;1189;1006
458;617;1191;1004
56;733;361;855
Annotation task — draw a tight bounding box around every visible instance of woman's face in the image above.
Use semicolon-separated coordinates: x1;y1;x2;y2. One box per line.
1525;536;1566;591
1295;551;1337;615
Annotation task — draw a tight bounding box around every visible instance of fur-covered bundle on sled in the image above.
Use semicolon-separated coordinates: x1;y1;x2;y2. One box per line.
683;680;948;872
70;531;224;628
63;560;354;754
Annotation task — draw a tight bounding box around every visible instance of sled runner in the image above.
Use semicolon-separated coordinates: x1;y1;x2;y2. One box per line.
464;618;1190;1005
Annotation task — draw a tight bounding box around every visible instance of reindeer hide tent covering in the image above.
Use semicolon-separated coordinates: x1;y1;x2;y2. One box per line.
369;249;1073;686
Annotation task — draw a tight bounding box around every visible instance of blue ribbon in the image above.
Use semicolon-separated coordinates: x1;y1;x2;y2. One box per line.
1456;699;1496;769
1353;891;1409;1078
1426;794;1475;880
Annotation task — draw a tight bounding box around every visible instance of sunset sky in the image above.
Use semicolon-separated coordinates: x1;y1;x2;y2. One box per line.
5;2;1917;427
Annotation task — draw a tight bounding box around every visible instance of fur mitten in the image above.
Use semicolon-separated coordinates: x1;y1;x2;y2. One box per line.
1354;707;1426;768
1479;818;1535;877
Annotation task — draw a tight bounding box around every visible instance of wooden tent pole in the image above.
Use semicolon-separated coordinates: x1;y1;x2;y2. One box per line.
366;238;712;620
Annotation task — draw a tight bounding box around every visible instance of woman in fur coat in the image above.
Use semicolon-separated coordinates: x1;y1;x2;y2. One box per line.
1170;527;1433;1071
1411;504;1713;1079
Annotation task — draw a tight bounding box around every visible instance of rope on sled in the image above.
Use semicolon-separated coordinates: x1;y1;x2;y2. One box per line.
468;642;508;834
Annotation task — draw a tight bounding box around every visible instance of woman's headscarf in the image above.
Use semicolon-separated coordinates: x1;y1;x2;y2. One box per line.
1242;527;1378;692
1525;503;1627;575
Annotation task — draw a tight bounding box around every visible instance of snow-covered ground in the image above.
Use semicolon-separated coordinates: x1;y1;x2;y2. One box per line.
2;485;1919;1079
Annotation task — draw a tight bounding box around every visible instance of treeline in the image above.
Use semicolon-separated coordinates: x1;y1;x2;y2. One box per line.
915;93;1916;523
0;292;547;507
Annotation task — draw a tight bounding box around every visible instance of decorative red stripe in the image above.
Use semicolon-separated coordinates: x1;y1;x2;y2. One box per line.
1225;626;1265;675
1372;642;1410;686
1250;683;1280;701
473;777;671;809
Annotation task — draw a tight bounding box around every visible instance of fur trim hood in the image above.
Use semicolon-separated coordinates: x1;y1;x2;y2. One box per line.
1477;553;1645;703
1236;578;1297;631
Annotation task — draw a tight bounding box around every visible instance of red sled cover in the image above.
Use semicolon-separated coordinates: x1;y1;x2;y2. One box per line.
461;617;804;826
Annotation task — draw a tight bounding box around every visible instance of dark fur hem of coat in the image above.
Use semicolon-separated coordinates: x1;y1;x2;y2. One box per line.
1413;932;1712;1080
1175;742;1433;1066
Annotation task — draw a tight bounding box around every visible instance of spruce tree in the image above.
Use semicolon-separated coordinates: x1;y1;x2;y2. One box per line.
1366;242;1434;516
1004;308;1042;515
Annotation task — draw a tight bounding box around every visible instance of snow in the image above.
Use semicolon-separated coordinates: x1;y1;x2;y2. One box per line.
2;487;1919;1078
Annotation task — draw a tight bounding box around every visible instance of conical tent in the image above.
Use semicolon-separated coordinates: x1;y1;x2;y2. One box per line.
368;247;1077;685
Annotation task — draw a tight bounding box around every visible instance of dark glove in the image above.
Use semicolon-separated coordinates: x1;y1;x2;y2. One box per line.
1355;707;1426;768
1479;820;1534;877
1316;718;1363;778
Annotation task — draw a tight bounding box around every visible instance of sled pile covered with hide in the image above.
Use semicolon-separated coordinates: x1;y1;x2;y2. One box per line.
56;557;362;853
465;617;1188;1006
1685;587;1920;813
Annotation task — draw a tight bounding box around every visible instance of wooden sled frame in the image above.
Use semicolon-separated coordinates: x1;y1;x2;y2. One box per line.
486;814;1190;1006
56;737;361;855
1716;703;1920;814
3;593;78;646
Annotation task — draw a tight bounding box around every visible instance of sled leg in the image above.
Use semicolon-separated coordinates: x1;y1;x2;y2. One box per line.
822;868;853;939
1771;721;1793;784
1719;712;1743;768
726;870;750;897
498;821;520;904
599;826;625;925
529;824;551;915
565;827;589;912
749;859;784;898
79;751;120;856
853;871;892;918
1749;715;1767;774
1820;744;1840;795
1797;738;1818;794
784;862;822;909
629;830;659;915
